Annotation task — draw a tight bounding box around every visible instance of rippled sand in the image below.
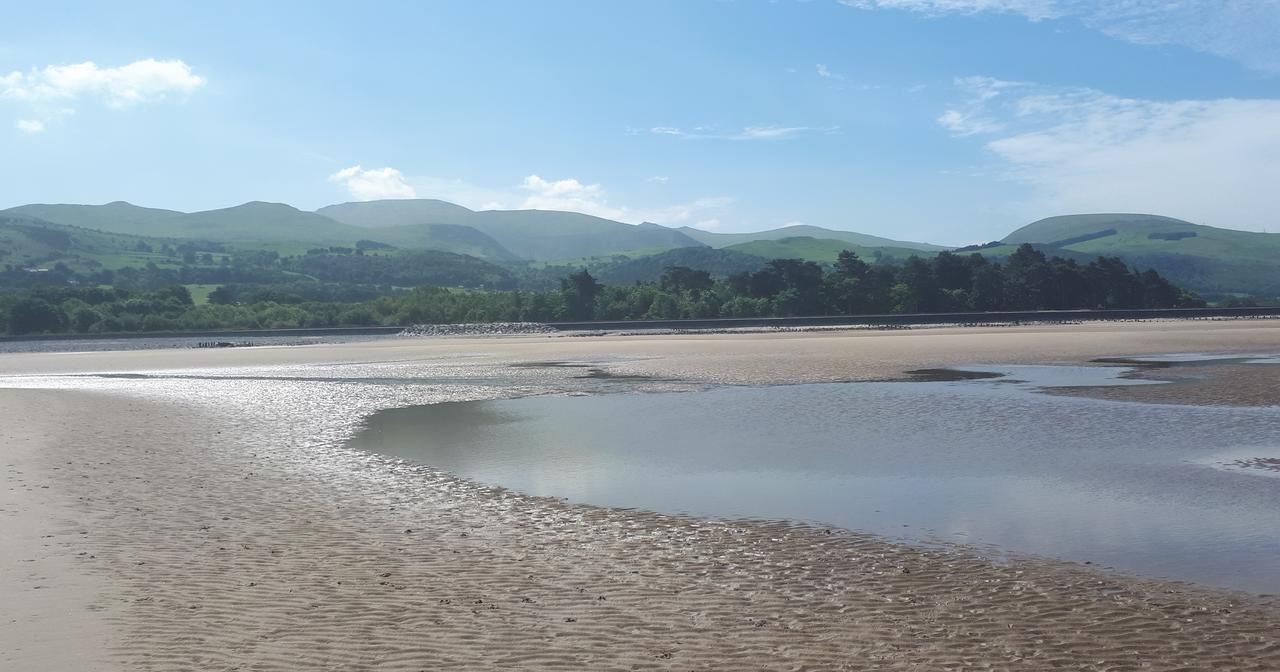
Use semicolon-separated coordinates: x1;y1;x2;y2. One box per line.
3;319;1280;670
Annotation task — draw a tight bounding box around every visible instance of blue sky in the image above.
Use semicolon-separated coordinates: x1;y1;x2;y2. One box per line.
3;1;1279;244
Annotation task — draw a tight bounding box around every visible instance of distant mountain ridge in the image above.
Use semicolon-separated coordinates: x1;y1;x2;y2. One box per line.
725;236;928;263
5;200;1280;297
678;224;946;253
319;199;706;261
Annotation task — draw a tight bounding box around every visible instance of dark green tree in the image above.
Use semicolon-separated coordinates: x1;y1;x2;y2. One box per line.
561;269;603;320
7;298;66;335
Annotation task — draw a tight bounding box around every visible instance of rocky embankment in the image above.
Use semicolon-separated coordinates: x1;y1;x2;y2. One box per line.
399;322;558;337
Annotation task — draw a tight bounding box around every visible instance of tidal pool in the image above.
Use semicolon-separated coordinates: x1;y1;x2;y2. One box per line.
347;368;1280;594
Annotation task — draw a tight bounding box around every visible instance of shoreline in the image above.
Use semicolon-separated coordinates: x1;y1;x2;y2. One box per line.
2;306;1279;350
3;322;1280;669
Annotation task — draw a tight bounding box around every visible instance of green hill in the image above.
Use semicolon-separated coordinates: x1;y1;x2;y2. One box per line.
725;236;930;263
593;247;767;285
1;201;519;261
3;201;360;244
0;213;220;274
467;214;703;261
317;199;476;228
154;202;358;242
318;199;706;260
679;224;945;252
368;224;519;261
292;249;515;289
7;198;708;262
998;214;1280;297
6;201;184;231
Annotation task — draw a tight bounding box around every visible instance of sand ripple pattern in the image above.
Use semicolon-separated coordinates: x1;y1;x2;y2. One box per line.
3;356;1280;671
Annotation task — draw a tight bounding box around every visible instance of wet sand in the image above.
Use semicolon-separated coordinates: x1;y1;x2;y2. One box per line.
3;319;1280;670
1051;363;1280;407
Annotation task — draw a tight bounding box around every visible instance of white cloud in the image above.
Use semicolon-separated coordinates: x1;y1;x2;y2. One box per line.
519;174;618;218
649;125;833;141
940;77;1280;231
328;165;418;201
816;63;845;80
518;174;731;224
2;59;205;107
2;58;204;132
323;167;731;225
841;1;1280;73
647;175;670;183
15;119;43;134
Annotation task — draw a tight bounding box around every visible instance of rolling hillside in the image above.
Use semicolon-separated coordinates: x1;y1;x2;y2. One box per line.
2;201;517;261
990;214;1280;297
678;224;946;252
317;199;477;228
320;199;707;260
3;201;358;244
7;200;1280;298
0;213;217;273
592;247;768;285
725;237;931;263
6;201;184;232
355;224;519;261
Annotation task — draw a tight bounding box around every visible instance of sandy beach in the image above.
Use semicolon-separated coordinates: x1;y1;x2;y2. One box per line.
4;319;1280;670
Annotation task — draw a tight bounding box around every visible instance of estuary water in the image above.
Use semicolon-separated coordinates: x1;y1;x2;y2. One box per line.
348;365;1280;594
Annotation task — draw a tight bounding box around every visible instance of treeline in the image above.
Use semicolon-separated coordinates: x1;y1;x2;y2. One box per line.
1;246;1202;335
561;245;1202;321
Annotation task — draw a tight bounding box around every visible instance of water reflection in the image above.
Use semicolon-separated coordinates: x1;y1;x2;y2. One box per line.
348;376;1280;594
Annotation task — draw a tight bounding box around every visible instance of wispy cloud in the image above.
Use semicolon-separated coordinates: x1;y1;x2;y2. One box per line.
15;119;44;134
839;0;1060;20
842;1;1280;73
328;165;418;200
936;75;1023;135
816;63;844;80
2;58;204;132
939;76;1280;231
649;125;834;140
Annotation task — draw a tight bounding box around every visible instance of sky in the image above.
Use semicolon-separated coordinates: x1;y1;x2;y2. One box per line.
2;0;1279;245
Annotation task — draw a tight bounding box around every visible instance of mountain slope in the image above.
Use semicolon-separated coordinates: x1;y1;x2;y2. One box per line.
3;201;363;244
725;237;931;263
998;214;1280;296
318;199;707;260
0;213;215;273
592;247;768;285
367;224;519;261
317;199;476;228
679;224;946;252
4;201;184;231
467;213;703;260
153;202;360;242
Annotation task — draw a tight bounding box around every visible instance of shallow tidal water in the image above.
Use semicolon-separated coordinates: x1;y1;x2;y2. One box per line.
348;364;1280;594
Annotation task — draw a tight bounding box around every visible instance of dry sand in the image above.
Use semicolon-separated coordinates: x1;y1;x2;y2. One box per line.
3;319;1280;670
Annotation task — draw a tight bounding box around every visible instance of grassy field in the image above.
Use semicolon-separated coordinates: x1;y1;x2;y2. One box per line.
183;284;221;305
